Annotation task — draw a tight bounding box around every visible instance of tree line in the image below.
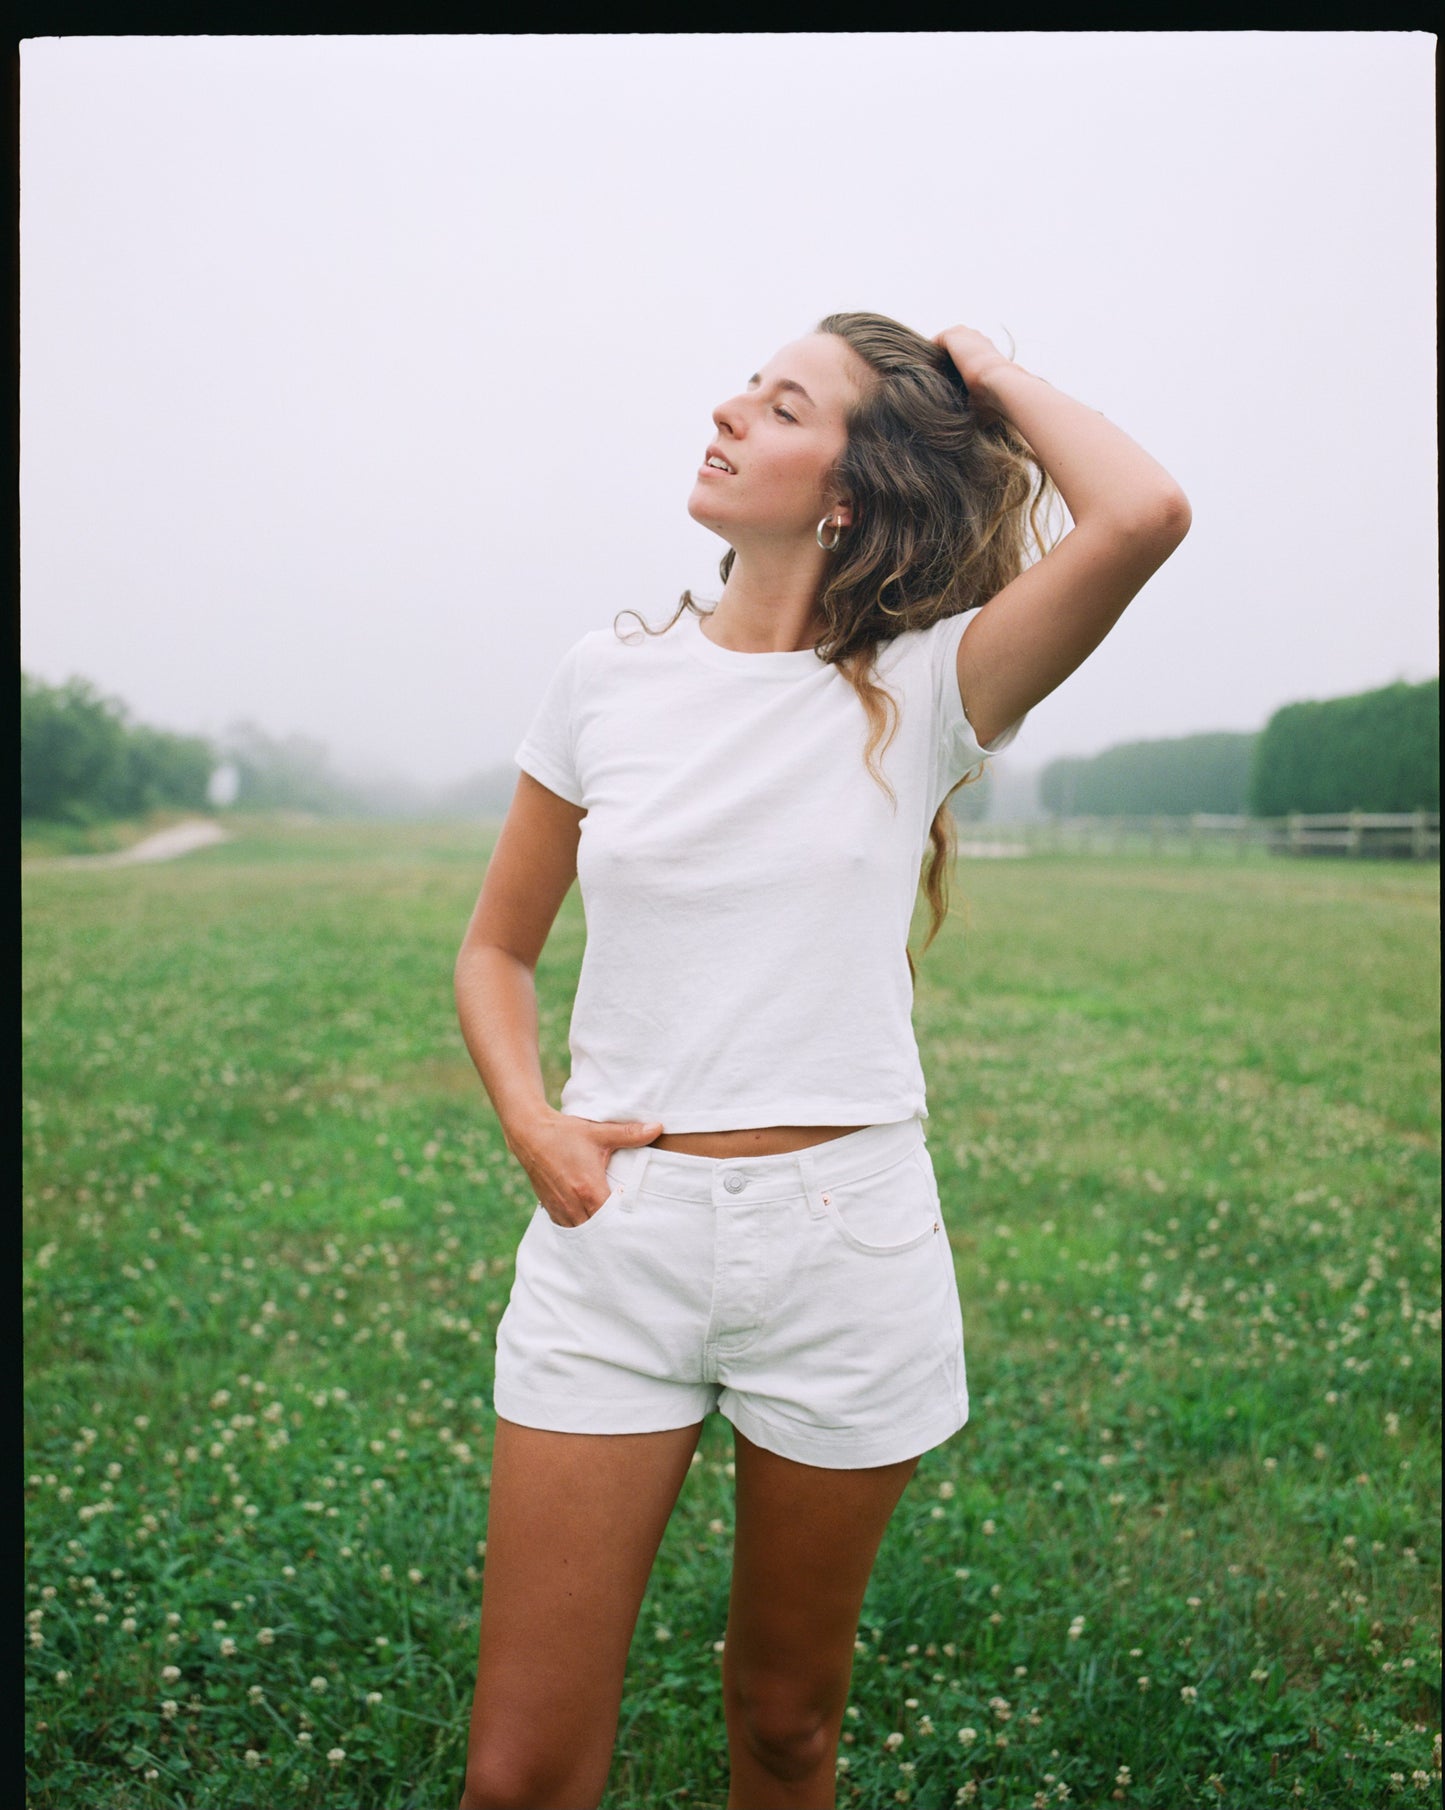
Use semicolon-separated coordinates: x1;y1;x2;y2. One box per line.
21;675;216;822
21;671;521;823
1247;678;1438;817
25;668;1438;828
1039;678;1438;819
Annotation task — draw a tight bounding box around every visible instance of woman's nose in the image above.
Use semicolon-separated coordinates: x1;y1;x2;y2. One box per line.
713;398;742;437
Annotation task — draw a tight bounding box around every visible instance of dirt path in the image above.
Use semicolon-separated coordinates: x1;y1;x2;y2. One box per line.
62;819;231;868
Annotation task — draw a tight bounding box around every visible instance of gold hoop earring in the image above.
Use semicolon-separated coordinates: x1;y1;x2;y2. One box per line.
816;516;843;552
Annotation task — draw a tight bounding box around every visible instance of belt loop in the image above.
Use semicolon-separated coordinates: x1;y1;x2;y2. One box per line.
620;1148;650;1210
795;1144;828;1220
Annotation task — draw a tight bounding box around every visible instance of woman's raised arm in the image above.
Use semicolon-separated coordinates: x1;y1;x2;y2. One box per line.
937;326;1192;748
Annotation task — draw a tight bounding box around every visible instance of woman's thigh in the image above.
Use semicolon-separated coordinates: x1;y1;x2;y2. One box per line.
462;1417;704;1809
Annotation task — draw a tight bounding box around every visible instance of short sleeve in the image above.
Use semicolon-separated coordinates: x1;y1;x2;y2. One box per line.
929;612;1026;782
514;637;586;807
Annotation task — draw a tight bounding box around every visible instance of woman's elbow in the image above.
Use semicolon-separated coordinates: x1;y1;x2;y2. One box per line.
1143;483;1192;555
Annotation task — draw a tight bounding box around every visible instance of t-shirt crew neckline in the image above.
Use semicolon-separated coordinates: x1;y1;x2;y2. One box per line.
682;608;827;680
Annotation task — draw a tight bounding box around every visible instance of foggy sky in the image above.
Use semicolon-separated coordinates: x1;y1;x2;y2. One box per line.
20;32;1438;787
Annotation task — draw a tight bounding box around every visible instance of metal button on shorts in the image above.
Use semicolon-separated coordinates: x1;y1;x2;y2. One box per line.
722;1172;747;1194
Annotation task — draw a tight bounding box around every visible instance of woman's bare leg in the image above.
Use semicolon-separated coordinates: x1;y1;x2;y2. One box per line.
722;1428;920;1810
458;1417;704;1810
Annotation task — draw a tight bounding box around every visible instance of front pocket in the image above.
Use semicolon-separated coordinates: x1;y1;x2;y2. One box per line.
818;1147;941;1256
543;1176;624;1241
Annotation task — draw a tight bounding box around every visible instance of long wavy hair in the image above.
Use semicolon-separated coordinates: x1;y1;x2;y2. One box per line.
616;311;1058;977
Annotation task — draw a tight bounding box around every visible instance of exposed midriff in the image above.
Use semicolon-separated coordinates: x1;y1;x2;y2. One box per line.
649;1124;867;1158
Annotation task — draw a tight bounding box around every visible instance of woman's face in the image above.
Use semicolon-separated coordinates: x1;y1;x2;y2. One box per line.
687;333;867;547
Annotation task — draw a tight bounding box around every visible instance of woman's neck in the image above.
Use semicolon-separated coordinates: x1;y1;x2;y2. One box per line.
707;546;829;653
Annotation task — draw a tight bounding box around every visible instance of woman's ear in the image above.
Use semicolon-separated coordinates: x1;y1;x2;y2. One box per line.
832;498;855;529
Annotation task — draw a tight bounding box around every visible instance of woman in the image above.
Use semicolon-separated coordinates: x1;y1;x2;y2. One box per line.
453;313;1190;1810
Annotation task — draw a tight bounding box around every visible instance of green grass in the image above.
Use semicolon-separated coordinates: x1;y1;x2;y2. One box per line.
23;821;1441;1808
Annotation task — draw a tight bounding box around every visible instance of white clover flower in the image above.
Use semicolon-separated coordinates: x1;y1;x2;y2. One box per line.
885;1732;904;1750
160;1701;178;1720
1180;1685;1199;1703
296;1731;312;1747
957;1727;978;1746
53;1670;71;1685
161;1665;181;1685
309;1676;328;1693
327;1748;346;1766
407;1568;423;1585
365;1691;383;1706
219;1638;237;1657
244;1750;261;1768
248;1686;265;1703
257;1628;276;1646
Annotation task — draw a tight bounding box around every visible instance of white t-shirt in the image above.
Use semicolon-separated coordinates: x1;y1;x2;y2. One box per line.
513;606;1019;1132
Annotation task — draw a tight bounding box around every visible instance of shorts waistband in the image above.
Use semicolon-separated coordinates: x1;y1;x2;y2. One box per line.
605;1118;925;1206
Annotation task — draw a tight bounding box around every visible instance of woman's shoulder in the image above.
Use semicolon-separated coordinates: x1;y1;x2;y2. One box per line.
874;610;972;679
577;609;699;659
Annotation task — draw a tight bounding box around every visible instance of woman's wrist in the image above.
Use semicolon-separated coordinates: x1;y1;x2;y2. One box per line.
501;1100;558;1161
965;357;1051;422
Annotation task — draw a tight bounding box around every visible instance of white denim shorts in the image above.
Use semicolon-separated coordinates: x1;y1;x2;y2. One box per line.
492;1118;969;1469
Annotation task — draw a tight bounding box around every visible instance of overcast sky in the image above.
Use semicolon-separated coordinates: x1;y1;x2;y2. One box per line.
20;32;1438;787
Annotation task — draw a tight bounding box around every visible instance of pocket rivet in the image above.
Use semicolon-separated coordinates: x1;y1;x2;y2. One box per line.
821;1193;831;1206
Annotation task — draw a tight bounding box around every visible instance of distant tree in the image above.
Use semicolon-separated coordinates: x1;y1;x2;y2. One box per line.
1040;732;1257;817
112;722;213;816
1249;678;1439;816
220;721;360;815
21;673;214;821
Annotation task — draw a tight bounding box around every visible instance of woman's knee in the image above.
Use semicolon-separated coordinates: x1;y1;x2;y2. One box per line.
728;1678;837;1783
460;1744;601;1810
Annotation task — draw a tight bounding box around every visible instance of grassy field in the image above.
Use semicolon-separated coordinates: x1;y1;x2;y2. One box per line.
23;821;1441;1809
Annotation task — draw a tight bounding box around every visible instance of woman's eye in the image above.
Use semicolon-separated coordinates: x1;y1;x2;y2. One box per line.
774;407;797;423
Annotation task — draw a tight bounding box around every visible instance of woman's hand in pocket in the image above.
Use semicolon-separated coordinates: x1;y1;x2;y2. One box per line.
505;1109;663;1228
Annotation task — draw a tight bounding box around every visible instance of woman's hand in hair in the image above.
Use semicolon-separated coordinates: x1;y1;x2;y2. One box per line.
509;1109;663;1229
933;325;1016;407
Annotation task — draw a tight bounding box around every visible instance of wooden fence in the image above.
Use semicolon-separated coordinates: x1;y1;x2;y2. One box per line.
955;811;1440;861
